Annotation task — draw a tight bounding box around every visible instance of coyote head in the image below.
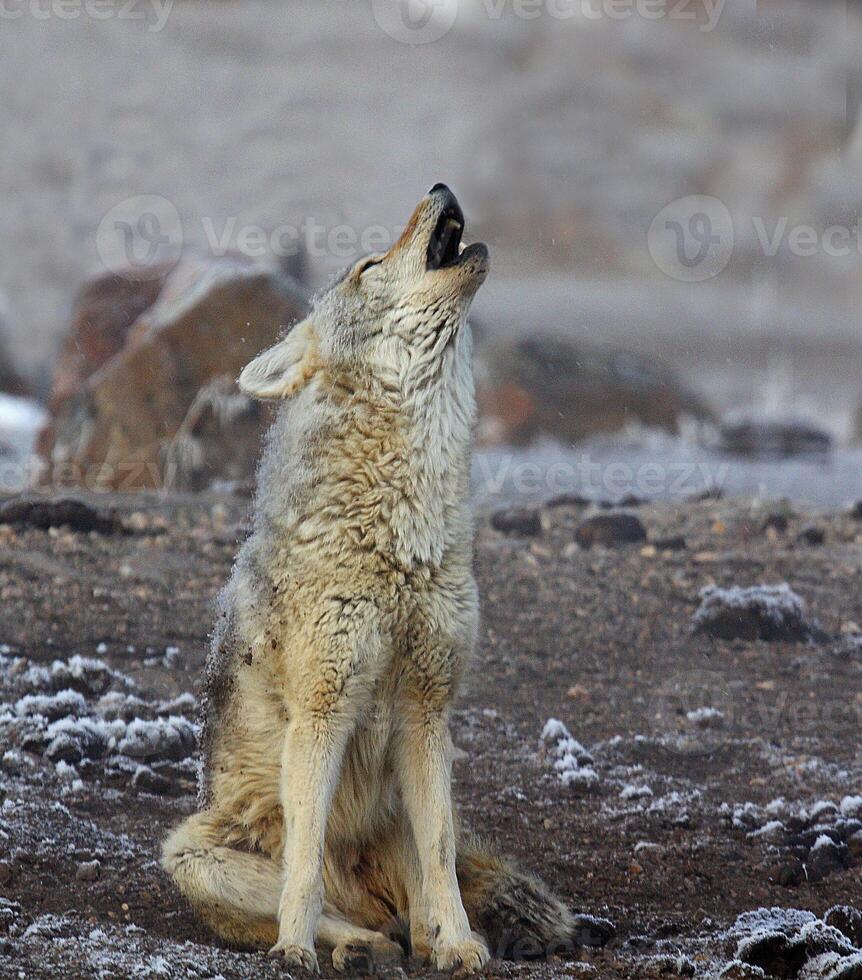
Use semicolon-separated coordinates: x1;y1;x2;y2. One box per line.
238;184;489;400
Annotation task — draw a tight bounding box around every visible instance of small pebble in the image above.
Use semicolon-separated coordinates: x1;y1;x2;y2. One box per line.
575;514;647;549
798;525;825;546
763;513;789;534
75;859;101;882
490;507;542;537
654;535;686;551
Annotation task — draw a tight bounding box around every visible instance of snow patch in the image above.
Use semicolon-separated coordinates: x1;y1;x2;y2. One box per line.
541;718;598;788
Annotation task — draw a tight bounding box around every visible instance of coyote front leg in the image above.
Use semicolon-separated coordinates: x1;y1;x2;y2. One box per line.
270;607;382;973
395;648;490;973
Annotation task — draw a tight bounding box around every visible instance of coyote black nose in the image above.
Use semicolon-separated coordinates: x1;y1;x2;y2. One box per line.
427;183;464;227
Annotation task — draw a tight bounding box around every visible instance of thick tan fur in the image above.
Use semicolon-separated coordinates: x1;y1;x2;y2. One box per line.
161;186;576;973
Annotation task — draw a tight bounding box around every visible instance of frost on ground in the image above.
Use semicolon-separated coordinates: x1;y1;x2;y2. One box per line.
722;796;862;887
685;706;725;729
2;492;862;978
692;584;826;643
721;906;862;979
6;911;293;980
540;718;599;788
0;651;198;796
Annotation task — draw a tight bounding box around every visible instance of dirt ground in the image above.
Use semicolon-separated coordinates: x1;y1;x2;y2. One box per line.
1;490;861;979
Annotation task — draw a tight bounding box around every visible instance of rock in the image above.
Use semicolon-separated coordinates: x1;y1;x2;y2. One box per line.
45;723;109;764
736;929;808;977
14;690;86;722
692;584;826;643
575;513;647;549
812;955;862;980
718;964;769;979
825;907;862;948
40;267;171;422
772;859;805;887
642;954;695;976
851;501;862;521
806;837;848;881
38;256;308;490
475;335;712;446
0;899;21;935
598;494;646;510
117;717;197;762
763;513;790;534
131;765;173;796
545;493;590;509
0;863;12;886
0;497;123;534
75;859;101;882
718;416;832;458
653;534;687;551
798;525;825;546
571;914;616;947
45;656;120;697
490;506;542;536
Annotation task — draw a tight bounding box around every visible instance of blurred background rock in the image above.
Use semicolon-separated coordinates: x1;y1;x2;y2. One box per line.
1;0;861;498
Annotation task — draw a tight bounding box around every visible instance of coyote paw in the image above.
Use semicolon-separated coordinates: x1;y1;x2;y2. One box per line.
269;940;319;973
434;932;490;974
331;935;403;974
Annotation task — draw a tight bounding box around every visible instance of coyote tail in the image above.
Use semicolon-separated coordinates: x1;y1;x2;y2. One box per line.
456;838;615;960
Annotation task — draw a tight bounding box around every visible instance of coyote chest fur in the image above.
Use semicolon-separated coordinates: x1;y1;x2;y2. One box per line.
162;186;575;975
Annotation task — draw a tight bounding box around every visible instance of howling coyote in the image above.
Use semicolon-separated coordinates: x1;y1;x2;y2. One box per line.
162;185;579;973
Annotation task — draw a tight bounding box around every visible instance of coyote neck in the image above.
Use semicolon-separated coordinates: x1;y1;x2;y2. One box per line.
314;349;474;572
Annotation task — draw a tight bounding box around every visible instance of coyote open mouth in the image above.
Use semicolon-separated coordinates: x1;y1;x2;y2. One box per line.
426;203;465;270
421;184;488;278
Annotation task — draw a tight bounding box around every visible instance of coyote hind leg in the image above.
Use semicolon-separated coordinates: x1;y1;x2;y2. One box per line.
161;810;282;949
162;810;403;971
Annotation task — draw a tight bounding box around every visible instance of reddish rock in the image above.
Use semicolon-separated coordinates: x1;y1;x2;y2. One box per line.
47;267;172;415
39;257;308;490
476;335;712;446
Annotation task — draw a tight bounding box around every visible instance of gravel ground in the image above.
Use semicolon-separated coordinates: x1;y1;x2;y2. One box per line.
0;490;861;979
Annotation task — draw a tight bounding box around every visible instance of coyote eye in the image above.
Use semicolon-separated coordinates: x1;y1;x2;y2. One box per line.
358;256;383;276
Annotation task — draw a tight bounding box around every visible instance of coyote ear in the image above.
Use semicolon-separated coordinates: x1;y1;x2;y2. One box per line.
238;317;321;400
